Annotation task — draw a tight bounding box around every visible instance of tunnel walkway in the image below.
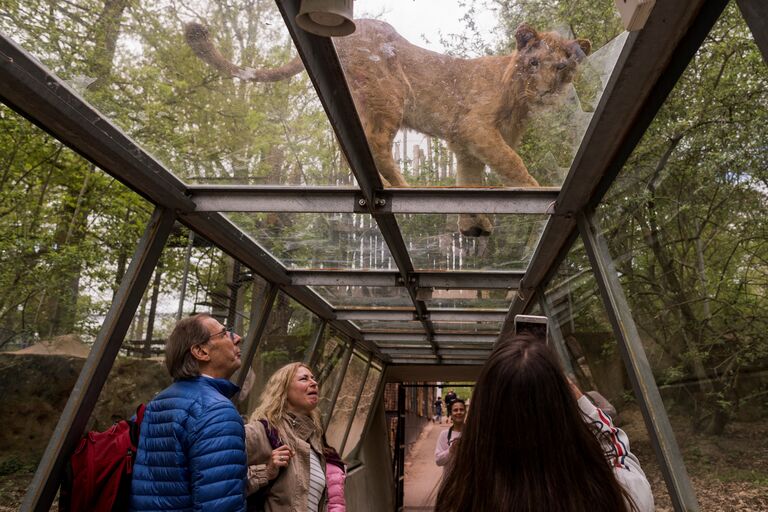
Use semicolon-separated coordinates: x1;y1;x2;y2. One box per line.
403;420;451;511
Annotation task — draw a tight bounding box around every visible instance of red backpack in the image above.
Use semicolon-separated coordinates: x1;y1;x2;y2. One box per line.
59;404;146;512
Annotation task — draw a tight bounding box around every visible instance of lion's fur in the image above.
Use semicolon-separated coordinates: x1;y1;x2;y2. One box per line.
184;19;590;236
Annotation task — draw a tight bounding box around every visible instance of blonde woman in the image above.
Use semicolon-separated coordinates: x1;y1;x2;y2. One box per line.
244;362;345;512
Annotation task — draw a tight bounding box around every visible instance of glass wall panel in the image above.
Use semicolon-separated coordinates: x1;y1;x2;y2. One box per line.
316;333;349;421
543;239;675;508
325;352;368;451
243;292;317;414
398;214;547;271
0;106;162;506
343;364;382;458
569;6;766;509
0;0;356;187
338;1;627;188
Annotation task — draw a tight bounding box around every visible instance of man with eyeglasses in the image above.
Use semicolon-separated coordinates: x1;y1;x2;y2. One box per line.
131;313;248;512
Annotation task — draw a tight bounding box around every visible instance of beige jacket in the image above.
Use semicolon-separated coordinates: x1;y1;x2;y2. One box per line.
245;413;328;512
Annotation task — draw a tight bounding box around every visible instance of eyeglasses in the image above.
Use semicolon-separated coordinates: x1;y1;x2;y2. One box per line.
206;326;235;342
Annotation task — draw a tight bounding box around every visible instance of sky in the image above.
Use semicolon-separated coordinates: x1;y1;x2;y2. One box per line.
355;0;500;52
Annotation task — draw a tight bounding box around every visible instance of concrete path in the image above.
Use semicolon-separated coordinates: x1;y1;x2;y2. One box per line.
403;420;451;511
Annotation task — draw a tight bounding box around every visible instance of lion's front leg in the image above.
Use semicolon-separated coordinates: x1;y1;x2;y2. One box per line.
462;131;539;188
453;148;494;237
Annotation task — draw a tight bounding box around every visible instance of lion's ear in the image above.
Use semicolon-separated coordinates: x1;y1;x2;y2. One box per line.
577;38;591;56
515;23;538;50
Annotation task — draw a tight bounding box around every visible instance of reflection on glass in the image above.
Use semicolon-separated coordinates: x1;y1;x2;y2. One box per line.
336;1;627;189
343;365;382;458
227;213;392;270
325;353;368;451
312;285;413;308
398;214;548;271
0;1;355;186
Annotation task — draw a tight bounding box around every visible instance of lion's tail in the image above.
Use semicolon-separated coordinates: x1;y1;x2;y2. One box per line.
184;22;304;82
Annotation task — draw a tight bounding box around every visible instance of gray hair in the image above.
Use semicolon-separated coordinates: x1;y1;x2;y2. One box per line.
165;313;212;380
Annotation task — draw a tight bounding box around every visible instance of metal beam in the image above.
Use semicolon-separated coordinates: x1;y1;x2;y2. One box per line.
21;207;176;512
289;269;523;290
504;0;730;331
736;0;768;65
0;35;193;212
372;187;559;214
189;185;559;214
578;212;698;512
190;186;359;212
232;283;278;389
418;272;522;290
335;308;507;322
305;319;327;367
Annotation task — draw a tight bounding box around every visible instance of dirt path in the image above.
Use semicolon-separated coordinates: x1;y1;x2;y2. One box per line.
403;420;450;511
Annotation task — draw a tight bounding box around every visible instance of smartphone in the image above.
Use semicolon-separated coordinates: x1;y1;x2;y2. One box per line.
513;314;549;344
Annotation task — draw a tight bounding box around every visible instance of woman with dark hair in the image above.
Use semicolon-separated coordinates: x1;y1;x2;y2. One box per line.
434;398;466;473
434;332;653;512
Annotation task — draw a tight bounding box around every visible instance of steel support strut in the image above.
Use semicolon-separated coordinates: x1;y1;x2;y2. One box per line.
577;211;698;512
305;319;328;368
232;282;278;390
20;207;176;512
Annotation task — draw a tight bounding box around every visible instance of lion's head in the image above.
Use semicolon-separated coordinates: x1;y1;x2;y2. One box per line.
506;23;591;107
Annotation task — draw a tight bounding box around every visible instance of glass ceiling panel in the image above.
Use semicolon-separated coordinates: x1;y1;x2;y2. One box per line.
336;1;627;188
425;289;514;309
226;213;392;270
312;285;413;308
398;214;547;271
0;1;356;186
433;322;501;333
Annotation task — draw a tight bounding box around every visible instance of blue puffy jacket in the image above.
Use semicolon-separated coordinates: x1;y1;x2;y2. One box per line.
130;377;247;512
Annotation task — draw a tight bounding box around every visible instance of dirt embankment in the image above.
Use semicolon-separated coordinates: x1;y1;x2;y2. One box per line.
0;351;169;509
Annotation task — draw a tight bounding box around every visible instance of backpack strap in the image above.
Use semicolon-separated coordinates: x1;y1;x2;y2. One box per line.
258;419;283;449
447;426;454;444
135;403;146;426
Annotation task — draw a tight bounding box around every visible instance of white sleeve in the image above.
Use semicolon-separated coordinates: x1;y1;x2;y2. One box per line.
434;429;451;466
577;396;655;512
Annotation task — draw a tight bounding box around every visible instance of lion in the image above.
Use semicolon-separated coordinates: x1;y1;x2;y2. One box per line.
184;19;590;237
